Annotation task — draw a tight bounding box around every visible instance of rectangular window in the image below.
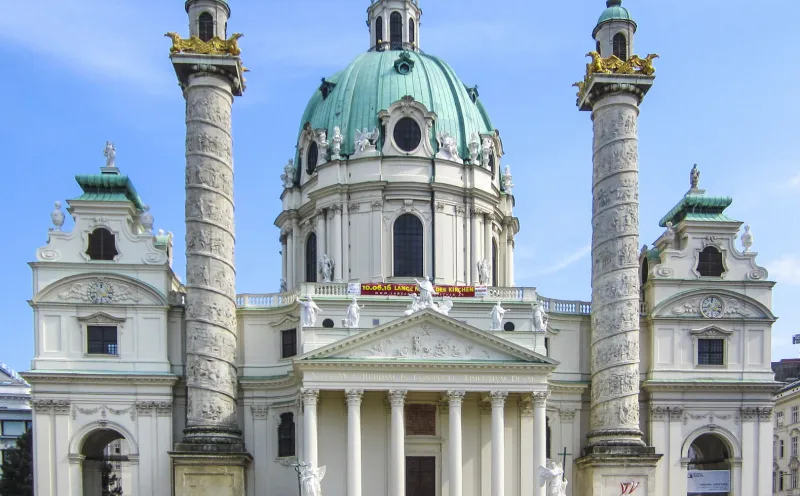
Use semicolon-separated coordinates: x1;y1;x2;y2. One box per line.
281;330;297;359
781;471;785;491
793;437;798;457
793;406;799;424
781;439;785;458
793;469;798;489
697;338;724;365
1;421;25;436
87;325;118;355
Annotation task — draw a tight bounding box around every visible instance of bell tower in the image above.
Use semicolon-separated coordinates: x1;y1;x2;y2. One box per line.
367;0;422;51
593;0;636;60
166;1;251;494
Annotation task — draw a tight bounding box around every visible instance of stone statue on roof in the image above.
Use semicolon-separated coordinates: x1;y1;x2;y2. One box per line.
104;141;117;168
690;164;700;189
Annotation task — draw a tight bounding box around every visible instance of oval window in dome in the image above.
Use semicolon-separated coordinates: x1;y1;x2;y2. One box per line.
393;118;422;152
306;141;318;175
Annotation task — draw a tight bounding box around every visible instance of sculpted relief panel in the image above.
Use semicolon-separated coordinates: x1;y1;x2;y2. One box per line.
56;278;145;305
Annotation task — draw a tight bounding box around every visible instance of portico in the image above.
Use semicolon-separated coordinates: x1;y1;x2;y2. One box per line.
294;310;557;496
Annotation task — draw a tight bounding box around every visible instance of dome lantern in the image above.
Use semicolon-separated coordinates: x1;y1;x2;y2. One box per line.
367;0;422;52
593;0;637;61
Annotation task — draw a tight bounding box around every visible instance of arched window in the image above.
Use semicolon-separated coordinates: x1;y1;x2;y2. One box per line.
375;16;384;50
393;214;423;277
199;12;215;42
278;413;296;458
491;239;498;287
546;417;552;459
697;247;724;277
306;141;319;176
596;40;601;55
612;33;627;61
641;259;649;285
305;233;317;283
409;18;416;45
488;152;496;175
86;228;118;261
390;12;403;50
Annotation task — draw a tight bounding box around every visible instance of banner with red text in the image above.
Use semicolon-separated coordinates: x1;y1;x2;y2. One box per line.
348;283;487;298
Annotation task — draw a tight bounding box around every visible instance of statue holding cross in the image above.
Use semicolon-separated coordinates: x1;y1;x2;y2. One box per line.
538;447;571;496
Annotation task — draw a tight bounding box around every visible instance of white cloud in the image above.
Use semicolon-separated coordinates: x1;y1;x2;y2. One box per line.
516;243;591;281
769;254;800;285
0;1;173;93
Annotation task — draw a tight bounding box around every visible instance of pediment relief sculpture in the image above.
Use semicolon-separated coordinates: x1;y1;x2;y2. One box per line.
654;291;772;320
35;274;169;307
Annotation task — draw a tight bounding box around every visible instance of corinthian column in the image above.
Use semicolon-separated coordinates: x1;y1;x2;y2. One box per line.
183;71;242;445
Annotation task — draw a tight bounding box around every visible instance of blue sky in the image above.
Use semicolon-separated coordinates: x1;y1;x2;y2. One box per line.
1;0;799;374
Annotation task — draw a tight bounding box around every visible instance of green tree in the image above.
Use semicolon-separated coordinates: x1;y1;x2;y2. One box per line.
101;462;123;496
0;429;33;496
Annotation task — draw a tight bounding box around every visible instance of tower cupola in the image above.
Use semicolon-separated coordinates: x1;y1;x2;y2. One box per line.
367;0;422;52
186;0;230;41
593;0;636;61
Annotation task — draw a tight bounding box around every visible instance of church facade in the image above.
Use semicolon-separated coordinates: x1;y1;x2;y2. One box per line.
23;1;779;495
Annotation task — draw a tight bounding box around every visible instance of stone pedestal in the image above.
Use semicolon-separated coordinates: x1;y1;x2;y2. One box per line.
576;446;661;496
171;449;252;496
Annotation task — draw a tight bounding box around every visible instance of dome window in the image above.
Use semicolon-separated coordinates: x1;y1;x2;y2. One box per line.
375;16;384;50
612;33;628;61
394;52;415;75
306;141;319;175
466;85;479;104
319;79;336;100
199;12;214;42
394;214;424;277
409;19;416;45
390;12;403;50
393;117;422;152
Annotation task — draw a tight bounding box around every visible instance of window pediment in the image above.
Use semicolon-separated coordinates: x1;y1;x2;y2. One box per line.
690;325;733;339
77;312;126;325
379;96;437;159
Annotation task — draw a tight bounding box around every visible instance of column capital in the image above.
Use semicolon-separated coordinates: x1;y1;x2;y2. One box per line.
531;391;549;407
447;390;466;407
301;388;319;406
345;389;364;407
488;390;508;407
388;390;407;407
559;409;576;422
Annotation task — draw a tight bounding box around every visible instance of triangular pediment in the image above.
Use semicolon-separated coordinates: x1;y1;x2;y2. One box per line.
297;309;556;365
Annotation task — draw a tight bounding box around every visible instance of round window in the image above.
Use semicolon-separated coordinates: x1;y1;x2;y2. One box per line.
306;141;319;175
322;318;334;328
393;117;422;152
503;322;515;332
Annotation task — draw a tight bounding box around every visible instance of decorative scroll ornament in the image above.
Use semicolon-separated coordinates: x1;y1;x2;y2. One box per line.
165;32;243;56
573;51;659;99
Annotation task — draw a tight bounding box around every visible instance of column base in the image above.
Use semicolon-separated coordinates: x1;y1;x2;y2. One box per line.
171;446;252;496
575;446;662;496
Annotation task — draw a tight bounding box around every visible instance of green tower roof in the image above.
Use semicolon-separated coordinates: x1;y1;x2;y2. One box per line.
297;50;495;160
73;172;145;211
658;194;736;227
596;0;636;31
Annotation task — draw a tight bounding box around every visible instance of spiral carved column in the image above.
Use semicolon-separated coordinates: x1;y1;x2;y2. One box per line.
183;73;241;444
588;91;645;447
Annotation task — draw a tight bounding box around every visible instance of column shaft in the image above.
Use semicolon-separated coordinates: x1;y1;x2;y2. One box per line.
316;211;326;281
506;233;514;287
183;75;240;443
470;209;480;284
490;391;507;496
483;214;492;280
287;230;295;291
333;205;343;282
389;390;407;496
448;391;465;496
346;390;363;496
302;389;319;468
281;236;288;288
292;219;300;290
532;392;548;496
588;93;644;447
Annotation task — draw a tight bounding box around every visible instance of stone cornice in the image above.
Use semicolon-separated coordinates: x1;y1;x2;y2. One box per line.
547;381;590;394
22;371;180;386
239;374;297;390
643;380;782;392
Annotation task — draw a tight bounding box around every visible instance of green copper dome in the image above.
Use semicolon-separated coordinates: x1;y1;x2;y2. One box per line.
298;50;494;159
596;0;635;28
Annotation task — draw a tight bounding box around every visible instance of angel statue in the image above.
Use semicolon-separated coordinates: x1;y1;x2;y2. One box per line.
433;297;454;317
404;293;422;316
299;295;322;327
415;277;436;309
354;128;379;153
532;299;549;333
318;254;334;282
343;297;364;328
281;159;296;189
488;301;507;331
104;141;117;168
502;165;514;195
477;260;491;286
331;126;344;160
299;462;327;496
539;461;568;496
690;164;700;189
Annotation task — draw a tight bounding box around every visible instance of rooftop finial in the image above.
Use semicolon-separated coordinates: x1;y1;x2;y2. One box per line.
606;0;622;6
102;141;119;174
690;164;700;189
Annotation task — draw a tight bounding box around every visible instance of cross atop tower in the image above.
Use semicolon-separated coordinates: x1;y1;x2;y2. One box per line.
367;0;422;52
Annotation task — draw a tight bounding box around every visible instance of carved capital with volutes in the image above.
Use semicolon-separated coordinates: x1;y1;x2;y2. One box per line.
447;390;466;408
559;409;576;422
300;388;319;407
388;390;407;408
489;390;508;407
532;391;550;407
345;389;364;407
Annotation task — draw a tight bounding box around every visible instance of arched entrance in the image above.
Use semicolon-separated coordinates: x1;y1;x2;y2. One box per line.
687;433;732;496
80;429;132;496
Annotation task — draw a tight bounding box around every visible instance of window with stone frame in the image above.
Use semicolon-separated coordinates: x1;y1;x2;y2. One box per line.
389;12;403;49
199;12;215;42
305;233;317;283
793;468;798;489
781;439;785;458
86;227;118;261
409;18;416;45
375;16;384;48
780;471;785;491
793;406;799;424
491;239;498;287
278;412;296;457
393;214;424;277
697;246;724;277
281;329;297;359
612;32;628;61
697;338;724;365
87;325;118;355
306;141;319;175
793;436;798;457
